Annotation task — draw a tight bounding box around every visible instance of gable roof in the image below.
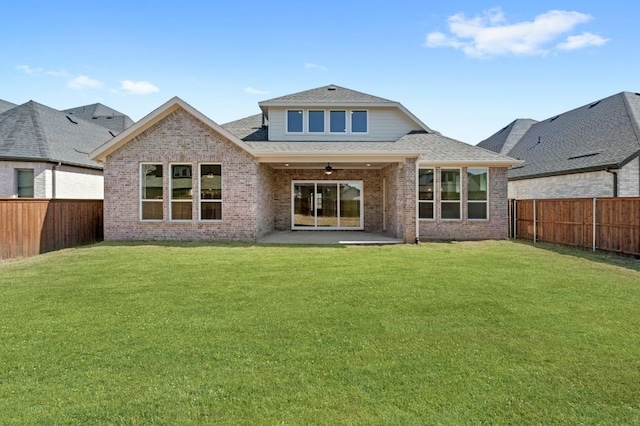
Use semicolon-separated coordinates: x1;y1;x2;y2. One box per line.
498;92;640;180
63;103;134;133
257;84;435;133
90;97;257;162
477;118;538;155
0;101;116;169
0;99;17;114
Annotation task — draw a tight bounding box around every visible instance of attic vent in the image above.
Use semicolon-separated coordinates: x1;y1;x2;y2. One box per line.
588;101;601;109
109;131;116;137
510;164;526;170
549;115;559;122
327;86;337;91
106;116;113;119
568;152;601;160
92;117;98;119
66;116;78;124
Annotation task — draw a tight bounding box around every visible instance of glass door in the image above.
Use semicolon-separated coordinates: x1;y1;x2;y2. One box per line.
292;181;363;230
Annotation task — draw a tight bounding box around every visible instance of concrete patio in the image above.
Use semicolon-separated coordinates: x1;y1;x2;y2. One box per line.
257;231;404;245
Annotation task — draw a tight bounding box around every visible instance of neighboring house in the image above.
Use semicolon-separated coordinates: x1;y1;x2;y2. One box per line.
0;100;131;199
91;84;519;243
0;99;17;114
64;103;135;134
478;92;640;199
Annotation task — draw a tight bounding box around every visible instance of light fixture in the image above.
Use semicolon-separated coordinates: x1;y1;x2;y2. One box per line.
325;163;333;175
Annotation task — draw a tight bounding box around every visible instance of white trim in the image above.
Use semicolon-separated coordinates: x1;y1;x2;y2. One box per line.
140;162;163;222
350;109;369;134
169;162;193;222
291;180;364;230
198;163;223;222
329;109;347;133
440;167;462;221
308;109;326;133
285;109;304;134
467;167;490;221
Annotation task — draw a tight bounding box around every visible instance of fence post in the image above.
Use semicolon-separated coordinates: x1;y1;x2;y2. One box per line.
514;200;518;239
592;197;597;252
533;199;537;243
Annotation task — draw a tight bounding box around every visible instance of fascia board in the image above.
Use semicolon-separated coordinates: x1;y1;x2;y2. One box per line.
90;97;256;162
255;151;420;163
419;159;524;168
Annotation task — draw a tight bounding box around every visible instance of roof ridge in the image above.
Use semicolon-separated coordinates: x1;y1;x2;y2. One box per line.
621;92;640;149
27;101;51;159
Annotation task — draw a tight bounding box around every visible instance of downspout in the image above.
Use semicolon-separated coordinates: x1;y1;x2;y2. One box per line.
606;168;618;197
52;162;61;199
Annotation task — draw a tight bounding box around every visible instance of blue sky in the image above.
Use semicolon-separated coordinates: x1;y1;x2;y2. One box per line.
1;1;638;143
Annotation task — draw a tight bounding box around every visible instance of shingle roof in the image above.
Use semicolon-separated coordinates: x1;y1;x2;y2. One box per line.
63;103;134;133
0;101;116;169
221;113;267;141
477;118;538;155
499;92;640;180
259;84;395;105
0;99;17;114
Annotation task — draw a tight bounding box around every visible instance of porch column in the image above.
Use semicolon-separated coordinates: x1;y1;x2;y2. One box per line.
403;158;418;243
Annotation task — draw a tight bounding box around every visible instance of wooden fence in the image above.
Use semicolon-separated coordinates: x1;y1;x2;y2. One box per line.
0;199;103;260
511;197;640;257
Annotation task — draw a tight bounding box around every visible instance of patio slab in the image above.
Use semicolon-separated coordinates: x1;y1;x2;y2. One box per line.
258;231;404;245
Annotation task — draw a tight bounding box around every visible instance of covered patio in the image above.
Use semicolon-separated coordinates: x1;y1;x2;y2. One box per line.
258;230;403;245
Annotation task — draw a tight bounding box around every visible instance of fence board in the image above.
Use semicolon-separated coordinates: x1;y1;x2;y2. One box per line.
513;197;640;257
0;199;103;260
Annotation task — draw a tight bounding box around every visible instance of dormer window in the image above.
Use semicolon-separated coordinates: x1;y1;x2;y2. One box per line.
351;110;367;133
330;110;346;133
287;110;303;133
309;110;325;132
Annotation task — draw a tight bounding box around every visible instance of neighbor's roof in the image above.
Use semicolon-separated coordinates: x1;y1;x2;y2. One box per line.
63;103;134;133
495;92;640;180
257;84;434;133
477;118;538;155
0;100;115;169
0;99;17;114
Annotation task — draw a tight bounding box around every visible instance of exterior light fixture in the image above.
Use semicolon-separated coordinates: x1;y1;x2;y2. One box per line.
325;163;333;175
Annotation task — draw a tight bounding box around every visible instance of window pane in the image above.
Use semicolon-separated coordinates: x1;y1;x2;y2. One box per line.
142;201;163;220
468;168;488;201
419;169;434;200
171;165;192;200
441;169;460;200
201;165;221;199
340;182;361;228
309;110;324;132
201;202;222;220
287;110;303;132
468;202;487;220
17;169;34;198
171;202;192;220
351;110;367;132
419;202;434;219
441;202;460;220
141;164;163;200
330;110;346;133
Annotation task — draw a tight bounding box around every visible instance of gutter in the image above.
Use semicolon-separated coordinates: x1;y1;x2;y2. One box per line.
606;168;619;197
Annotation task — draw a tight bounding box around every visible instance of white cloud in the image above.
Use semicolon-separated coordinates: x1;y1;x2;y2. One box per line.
46;69;72;77
16;64;43;75
120;80;159;95
557;32;610;50
425;8;608;58
305;62;327;71
244;86;269;95
68;75;104;90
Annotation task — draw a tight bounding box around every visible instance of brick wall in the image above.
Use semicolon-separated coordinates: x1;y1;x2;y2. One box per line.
103;108;273;241
620;157;640;196
509;170;614;199
418;167;509;240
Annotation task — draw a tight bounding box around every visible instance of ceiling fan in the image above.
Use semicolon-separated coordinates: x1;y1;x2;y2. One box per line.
324;163;341;175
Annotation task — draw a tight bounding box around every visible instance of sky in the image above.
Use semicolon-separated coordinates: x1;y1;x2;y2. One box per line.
1;0;638;144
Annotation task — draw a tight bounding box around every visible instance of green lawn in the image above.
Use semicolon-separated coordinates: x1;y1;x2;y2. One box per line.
1;241;639;424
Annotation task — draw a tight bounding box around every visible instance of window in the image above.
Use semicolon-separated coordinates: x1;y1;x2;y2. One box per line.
308;110;324;133
141;164;163;220
171;164;192;220
17;169;34;198
468;168;488;220
329;110;346;133
287;110;303;133
200;164;222;221
441;169;461;220
418;168;434;219
351;110;367;133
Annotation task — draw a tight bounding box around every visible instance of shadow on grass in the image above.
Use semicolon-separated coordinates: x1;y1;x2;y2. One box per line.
511;239;640;272
94;240;351;250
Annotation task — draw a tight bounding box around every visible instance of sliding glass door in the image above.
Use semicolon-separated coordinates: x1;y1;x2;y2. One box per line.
292;181;363;229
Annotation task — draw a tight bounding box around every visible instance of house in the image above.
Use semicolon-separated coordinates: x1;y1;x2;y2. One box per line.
90;84;519;243
0;100;132;199
478;92;640;199
64;103;135;134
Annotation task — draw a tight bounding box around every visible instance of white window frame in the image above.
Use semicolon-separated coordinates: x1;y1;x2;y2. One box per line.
169;163;193;222
16;168;35;198
286;109;304;134
198;163;223;222
440;168;462;221
291;180;364;230
418;168;435;220
140;163;163;221
350;110;368;133
308;110;326;133
467;168;489;221
329;110;347;133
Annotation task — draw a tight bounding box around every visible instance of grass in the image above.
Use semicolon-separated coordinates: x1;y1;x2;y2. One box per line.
0;241;639;424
